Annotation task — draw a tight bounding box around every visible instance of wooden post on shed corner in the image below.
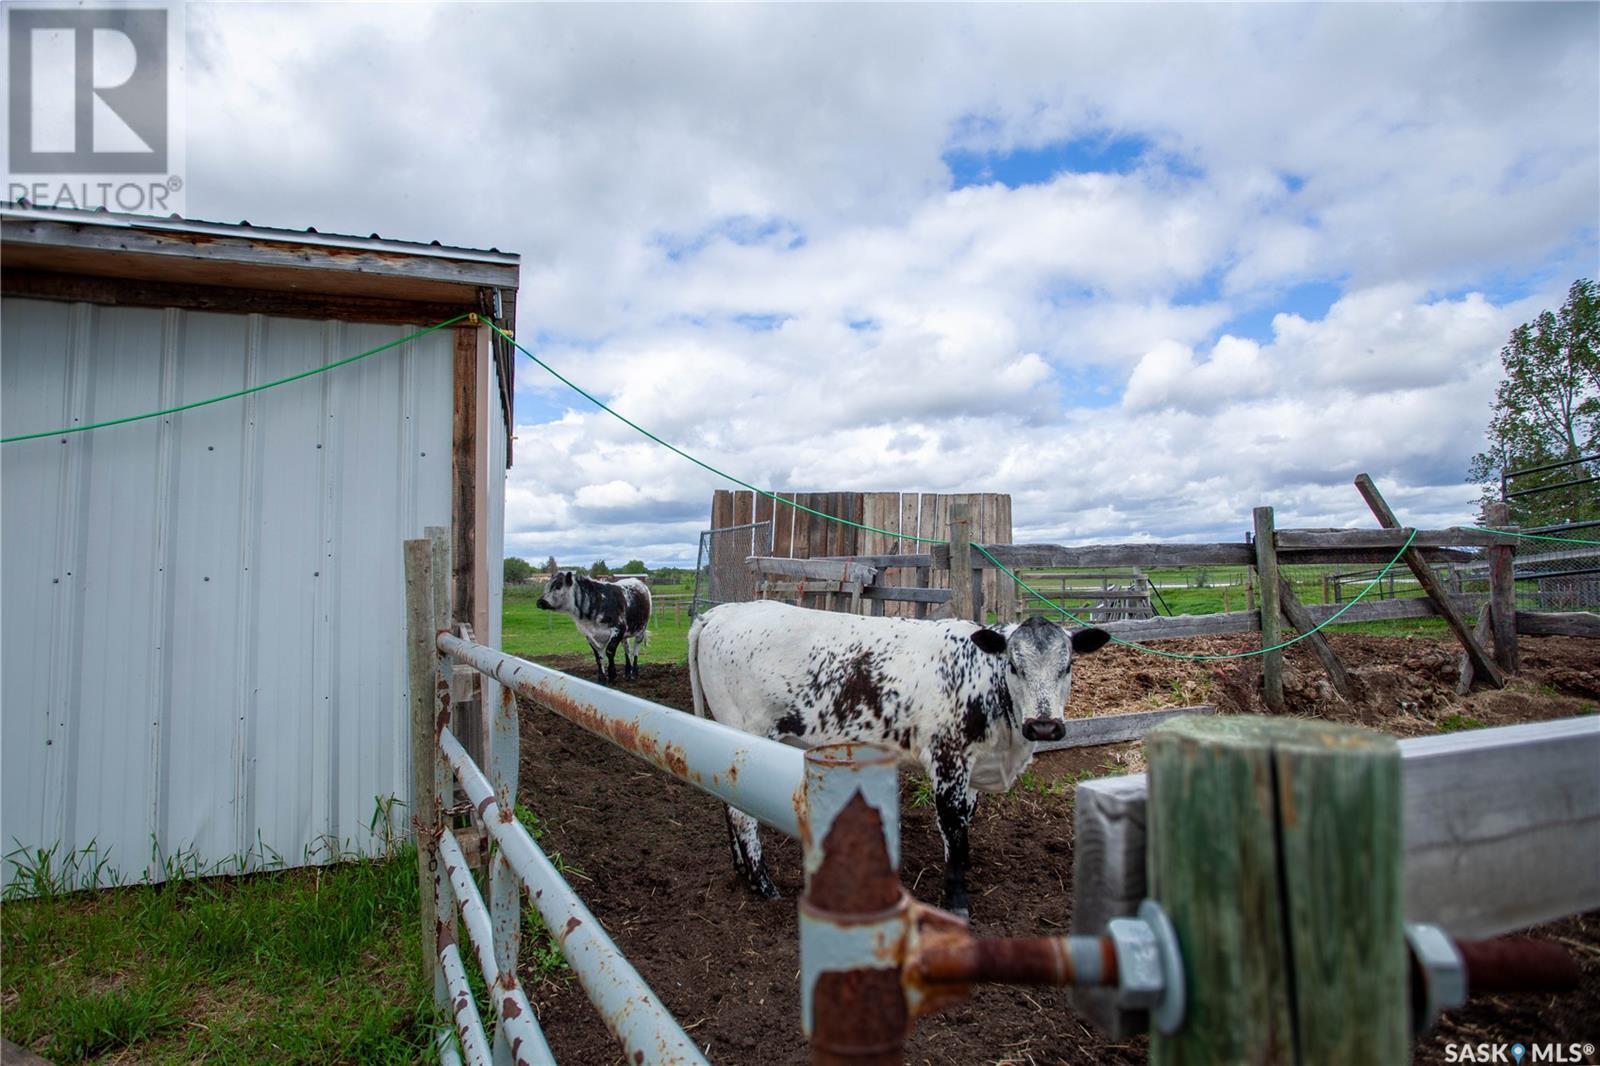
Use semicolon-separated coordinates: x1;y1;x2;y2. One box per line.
1253;507;1284;712
1484;501;1519;673
1145;716;1407;1066
950;502;976;623
404;536;442;1003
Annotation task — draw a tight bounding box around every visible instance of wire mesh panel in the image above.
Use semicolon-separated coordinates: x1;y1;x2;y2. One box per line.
691;520;772;618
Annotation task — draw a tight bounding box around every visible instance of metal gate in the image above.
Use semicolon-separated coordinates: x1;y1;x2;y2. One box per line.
690;520;772;618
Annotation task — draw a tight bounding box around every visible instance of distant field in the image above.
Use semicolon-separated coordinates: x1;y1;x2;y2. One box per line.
502;583;695;663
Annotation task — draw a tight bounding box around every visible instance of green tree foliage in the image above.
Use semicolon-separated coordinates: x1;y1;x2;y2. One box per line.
618;559;648;574
589;560;611;577
503;556;534;584
543;556;559;575
1468;279;1598;526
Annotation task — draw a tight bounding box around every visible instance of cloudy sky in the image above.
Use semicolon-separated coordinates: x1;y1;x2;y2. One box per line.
185;4;1600;566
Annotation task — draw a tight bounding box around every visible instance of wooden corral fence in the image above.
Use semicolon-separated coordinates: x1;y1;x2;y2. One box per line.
408;509;1591;1063
748;475;1600;713
710;490;1014;617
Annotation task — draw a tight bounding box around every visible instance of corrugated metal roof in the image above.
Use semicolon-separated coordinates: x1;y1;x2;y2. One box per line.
0;200;520;264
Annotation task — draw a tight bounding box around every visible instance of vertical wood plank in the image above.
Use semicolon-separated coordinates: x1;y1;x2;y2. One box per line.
1484;501;1519;673
711;489;735;531
404;538;439;998
921;495;950;589
773;492;796;558
451;326;480;628
471;325;492;645
753;491;774;554
1254;506;1284;712
950;502;975;622
732;489;754;529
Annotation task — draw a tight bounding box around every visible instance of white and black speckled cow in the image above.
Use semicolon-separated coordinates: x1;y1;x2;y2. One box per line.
537;571;652;683
687;600;1109;915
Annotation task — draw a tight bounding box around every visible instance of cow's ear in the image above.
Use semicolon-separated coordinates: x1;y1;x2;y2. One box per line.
970;628;1008;655
1071;628;1111;654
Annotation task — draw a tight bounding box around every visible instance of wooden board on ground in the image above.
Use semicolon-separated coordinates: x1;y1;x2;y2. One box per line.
1033;705;1214;752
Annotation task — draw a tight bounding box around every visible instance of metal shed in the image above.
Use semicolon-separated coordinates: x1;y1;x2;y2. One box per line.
0;203;520;890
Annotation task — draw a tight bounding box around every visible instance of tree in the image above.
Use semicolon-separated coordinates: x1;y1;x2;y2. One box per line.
618;559;648;574
503;556;534;585
589;560;611;577
543;556;559;575
1468;279;1598;527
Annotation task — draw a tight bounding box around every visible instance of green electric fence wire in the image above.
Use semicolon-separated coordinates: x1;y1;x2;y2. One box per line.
1;313;474;444
973;531;1418;661
487;321;949;545
1464;525;1600;547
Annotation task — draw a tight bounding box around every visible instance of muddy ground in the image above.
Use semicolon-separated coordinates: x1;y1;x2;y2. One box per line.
513;633;1599;1065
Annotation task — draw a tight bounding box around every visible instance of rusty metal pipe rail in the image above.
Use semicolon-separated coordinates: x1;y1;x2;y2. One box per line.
437;829;554;1066
439;632;805;838
438;937;493;1066
441;727;710;1065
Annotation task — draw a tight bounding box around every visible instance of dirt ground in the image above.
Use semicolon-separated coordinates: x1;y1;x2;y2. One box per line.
514;633;1599;1065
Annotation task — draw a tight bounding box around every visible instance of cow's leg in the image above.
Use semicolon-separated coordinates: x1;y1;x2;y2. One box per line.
586;634;607;684
930;747;977;917
624;632;639;679
724;805;779;899
603;627;625;683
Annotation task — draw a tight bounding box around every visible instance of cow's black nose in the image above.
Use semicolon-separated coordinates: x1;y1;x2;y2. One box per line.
535;600;551;610
1022;718;1065;742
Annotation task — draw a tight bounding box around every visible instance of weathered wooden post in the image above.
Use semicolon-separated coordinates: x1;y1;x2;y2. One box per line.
404;537;441;1000
1253;507;1284;712
949;503;975;623
1484;501;1519;673
1146;717;1406;1065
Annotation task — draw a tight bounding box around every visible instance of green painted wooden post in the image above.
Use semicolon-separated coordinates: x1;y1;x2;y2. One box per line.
1146;716;1406;1066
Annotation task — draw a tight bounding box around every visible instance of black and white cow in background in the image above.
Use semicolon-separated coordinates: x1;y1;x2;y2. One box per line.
687;600;1109;916
537;571;652;683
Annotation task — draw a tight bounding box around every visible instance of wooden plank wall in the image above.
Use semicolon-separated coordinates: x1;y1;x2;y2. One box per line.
707;490;1013;617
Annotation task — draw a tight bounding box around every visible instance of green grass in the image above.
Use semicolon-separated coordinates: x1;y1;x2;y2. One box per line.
503;584;695;663
2;806;584;1062
1437;714;1487;733
1;843;442;1063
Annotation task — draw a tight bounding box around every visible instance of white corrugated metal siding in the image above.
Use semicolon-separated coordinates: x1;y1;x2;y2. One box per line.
1;298;474;888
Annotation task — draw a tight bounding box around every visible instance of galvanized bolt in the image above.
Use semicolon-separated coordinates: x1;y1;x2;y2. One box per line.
1407;923;1466;1035
1108;900;1186;1034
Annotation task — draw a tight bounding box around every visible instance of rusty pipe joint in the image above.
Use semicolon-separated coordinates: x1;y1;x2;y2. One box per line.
902;898;1186;1035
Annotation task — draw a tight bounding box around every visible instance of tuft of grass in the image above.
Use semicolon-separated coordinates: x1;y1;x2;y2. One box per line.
908;776;935;809
44;982;184;1060
1438;713;1487;733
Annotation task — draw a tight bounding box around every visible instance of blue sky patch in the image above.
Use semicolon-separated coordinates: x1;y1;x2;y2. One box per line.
944;130;1153;190
733;312;790;332
1217;280;1344;344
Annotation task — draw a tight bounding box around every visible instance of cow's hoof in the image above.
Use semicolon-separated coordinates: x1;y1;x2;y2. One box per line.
749;871;781;900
